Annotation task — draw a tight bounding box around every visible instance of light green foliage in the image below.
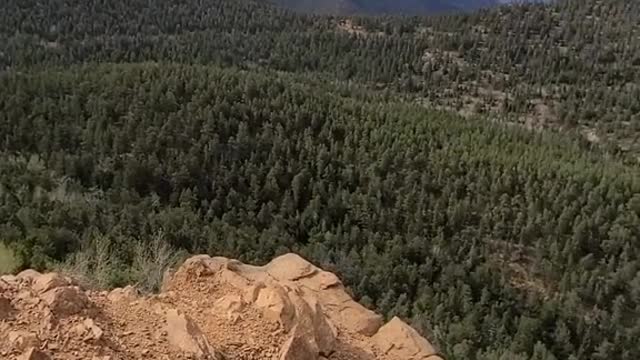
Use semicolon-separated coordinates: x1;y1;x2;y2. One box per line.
0;243;19;274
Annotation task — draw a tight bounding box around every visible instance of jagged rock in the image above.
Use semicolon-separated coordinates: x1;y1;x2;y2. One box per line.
278;325;318;360
254;284;296;330
32;273;69;294
16;270;42;284
1;274;18;285
17;347;50;360
8;331;40;351
165;308;224;359
372;317;438;360
213;294;245;323
249;278;337;357
107;286;139;303
0;296;14;320
289;293;337;355
40;286;88;317
266;254;383;336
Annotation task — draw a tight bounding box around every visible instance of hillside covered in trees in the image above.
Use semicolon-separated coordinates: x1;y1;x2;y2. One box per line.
1;0;638;155
268;0;501;15
0;1;639;360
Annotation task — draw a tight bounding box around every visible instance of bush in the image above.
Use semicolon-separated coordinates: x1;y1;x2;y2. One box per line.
57;232;184;291
131;232;186;293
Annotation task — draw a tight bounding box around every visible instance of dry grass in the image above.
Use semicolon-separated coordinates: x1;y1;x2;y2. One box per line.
57;232;183;292
132;232;183;293
0;242;20;274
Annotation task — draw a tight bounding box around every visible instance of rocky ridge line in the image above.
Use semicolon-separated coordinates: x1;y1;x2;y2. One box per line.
0;253;443;360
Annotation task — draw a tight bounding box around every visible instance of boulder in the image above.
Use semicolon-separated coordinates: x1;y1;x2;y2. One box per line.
40;286;88;317
107;286;139;303
16;270;42;284
265;254;382;336
372;317;438;360
179;256;228;278
327;300;382;337
253;284;295;330
265;254;318;281
253;281;337;358
165;309;224;359
32;273;69;294
17;348;50;360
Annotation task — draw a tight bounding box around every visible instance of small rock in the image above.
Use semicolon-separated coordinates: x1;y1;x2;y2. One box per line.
17;348;50;360
72;318;104;341
40;286;88;317
32;273;69;294
9;331;40;351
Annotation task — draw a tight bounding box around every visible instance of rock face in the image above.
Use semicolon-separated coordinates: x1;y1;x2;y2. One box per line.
165;309;225;359
0;253;442;360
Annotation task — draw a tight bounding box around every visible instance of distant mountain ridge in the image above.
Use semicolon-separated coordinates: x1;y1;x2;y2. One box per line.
270;0;505;14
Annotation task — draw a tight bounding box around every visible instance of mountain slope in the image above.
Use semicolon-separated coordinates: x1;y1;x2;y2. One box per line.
1;62;639;359
269;0;500;14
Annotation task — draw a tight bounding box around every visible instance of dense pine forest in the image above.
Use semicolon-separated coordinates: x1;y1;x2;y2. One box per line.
0;1;639;360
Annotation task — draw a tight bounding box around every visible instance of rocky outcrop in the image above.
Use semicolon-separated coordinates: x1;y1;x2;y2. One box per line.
32;273;70;294
0;253;442;360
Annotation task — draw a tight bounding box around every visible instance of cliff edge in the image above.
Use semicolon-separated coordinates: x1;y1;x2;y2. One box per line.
0;253;443;360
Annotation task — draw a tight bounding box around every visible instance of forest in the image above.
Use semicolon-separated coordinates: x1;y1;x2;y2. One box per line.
1;0;638;155
0;0;639;360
